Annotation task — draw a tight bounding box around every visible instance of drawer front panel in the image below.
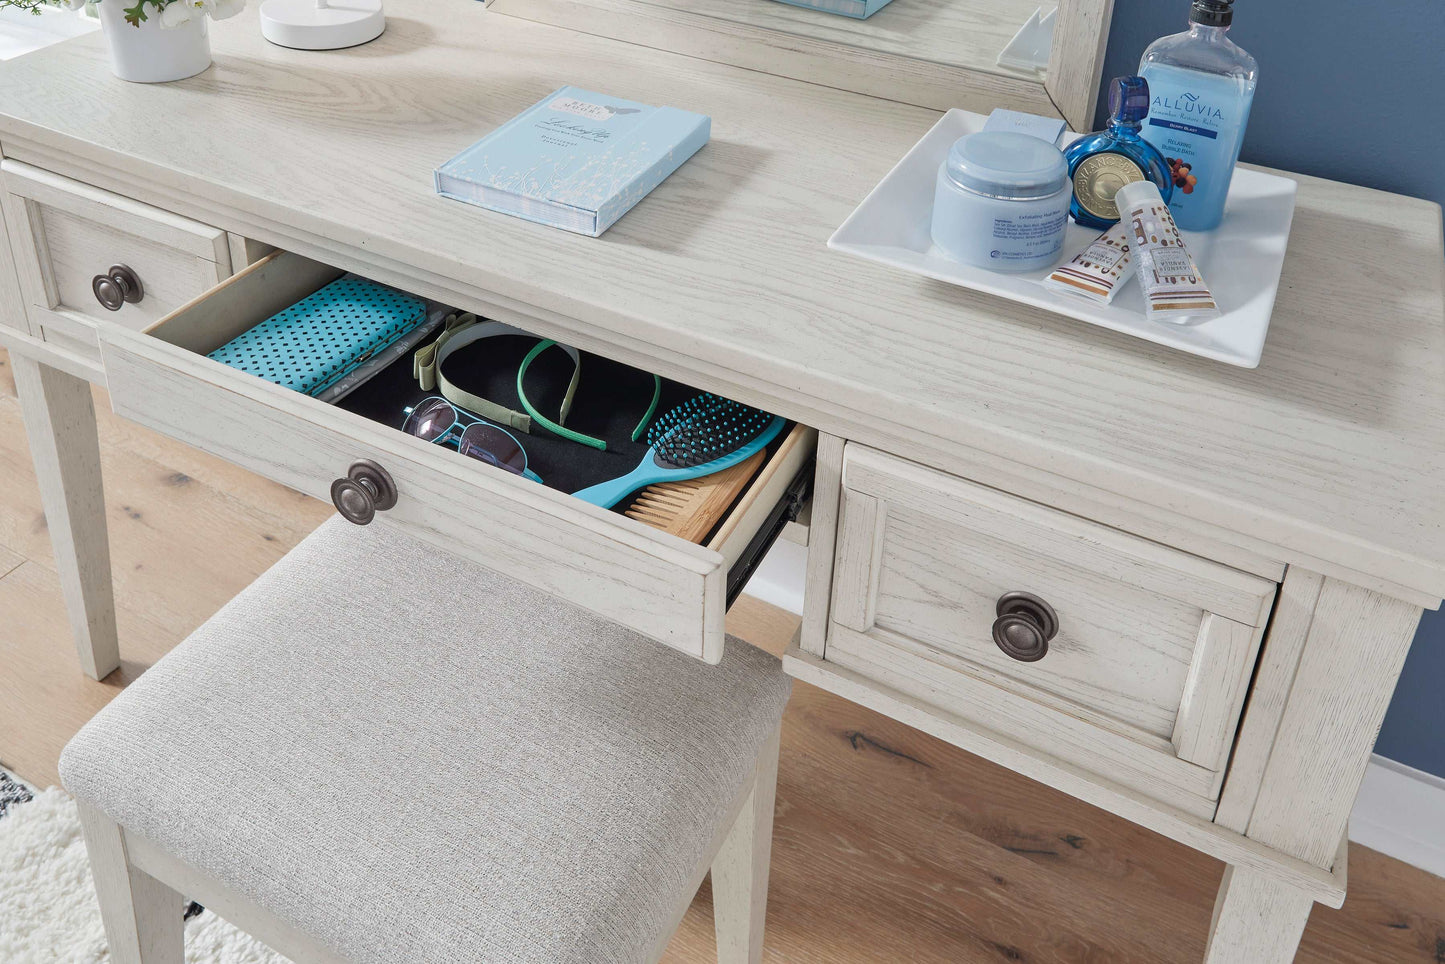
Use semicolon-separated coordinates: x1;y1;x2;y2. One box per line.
828;444;1277;814
1;160;230;354
100;251;810;663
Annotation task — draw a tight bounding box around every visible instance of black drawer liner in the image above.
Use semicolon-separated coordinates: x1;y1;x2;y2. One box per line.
334;327;791;538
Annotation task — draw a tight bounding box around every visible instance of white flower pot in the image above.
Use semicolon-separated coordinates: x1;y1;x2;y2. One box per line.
97;1;211;83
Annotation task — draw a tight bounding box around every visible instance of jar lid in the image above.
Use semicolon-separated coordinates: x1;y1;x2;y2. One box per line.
943;131;1068;201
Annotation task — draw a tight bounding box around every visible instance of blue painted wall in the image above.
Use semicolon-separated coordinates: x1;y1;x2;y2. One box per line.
1097;0;1445;778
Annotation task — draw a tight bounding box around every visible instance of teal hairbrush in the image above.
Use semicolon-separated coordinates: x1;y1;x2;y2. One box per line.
572;394;785;508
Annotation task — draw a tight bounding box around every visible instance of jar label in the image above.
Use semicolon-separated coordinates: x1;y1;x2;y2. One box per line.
989;208;1068;264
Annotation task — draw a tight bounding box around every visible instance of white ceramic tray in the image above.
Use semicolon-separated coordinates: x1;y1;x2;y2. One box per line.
829;109;1299;368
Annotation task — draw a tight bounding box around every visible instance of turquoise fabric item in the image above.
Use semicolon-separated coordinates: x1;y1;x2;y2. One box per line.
208;277;426;397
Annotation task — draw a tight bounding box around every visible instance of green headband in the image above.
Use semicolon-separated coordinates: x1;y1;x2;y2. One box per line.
518;339;660;452
414;315;580;435
416;314;661;451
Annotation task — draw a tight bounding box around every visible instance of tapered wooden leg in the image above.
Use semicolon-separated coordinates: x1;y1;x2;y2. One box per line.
1203;865;1314;964
75;801;185;964
711;725;781;964
12;354;118;679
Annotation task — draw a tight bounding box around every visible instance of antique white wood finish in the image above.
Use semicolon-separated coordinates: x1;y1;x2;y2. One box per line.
824;444;1275;811
824;623;1224;817
75;802;188;964
0;323;106;384
708;424;817;575
1;7;1436;604
2;4;1443;962
1202;866;1315;964
1212;568;1324;833
0;184;31;334
1045;0;1115;136
97;250;812;665
781;643;1347;907
11;353;118;680
798;433;845;658
1242;579;1424;867
710;726;782;964
1170;613;1261;772
1;160;230;360
225;233;274;271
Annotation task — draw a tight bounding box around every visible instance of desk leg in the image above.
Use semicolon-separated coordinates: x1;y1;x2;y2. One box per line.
13;354;119;680
1202;574;1423;963
1203;866;1313;963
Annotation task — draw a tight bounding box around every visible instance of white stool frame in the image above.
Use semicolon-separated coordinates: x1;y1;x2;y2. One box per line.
77;725;782;964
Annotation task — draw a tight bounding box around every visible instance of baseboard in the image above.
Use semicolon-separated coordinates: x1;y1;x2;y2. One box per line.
1350;755;1445;878
744;550;1445;881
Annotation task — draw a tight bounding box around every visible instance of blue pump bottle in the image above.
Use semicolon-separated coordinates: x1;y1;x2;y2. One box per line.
1138;0;1257;231
1064;76;1173;230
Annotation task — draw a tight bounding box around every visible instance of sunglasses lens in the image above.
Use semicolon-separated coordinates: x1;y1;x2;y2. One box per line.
403;398;456;442
458;424;526;475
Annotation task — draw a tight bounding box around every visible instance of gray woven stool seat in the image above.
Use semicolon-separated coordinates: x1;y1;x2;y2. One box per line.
60;518;791;964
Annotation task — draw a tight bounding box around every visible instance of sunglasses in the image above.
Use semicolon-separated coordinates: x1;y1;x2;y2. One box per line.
402;397;543;484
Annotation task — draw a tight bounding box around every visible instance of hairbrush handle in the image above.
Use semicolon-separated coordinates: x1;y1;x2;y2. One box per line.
572;464;657;509
572;417;787;509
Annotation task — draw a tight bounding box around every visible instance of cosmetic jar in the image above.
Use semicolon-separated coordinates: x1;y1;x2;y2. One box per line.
931;131;1070;272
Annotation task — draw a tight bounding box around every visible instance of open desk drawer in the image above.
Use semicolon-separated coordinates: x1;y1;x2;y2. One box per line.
98;251;815;663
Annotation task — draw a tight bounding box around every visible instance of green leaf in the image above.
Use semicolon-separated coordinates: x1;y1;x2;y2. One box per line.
122;0;147;25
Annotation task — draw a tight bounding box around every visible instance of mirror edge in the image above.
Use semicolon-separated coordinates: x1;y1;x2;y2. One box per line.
485;0;1114;130
1046;0;1115;132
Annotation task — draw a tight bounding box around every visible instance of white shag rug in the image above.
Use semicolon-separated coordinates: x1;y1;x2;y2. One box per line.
0;772;290;964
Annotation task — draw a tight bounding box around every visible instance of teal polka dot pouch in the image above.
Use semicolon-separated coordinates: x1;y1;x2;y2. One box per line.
207;277;427;397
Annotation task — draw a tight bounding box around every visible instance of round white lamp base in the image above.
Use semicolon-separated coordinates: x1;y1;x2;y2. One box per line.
260;0;385;50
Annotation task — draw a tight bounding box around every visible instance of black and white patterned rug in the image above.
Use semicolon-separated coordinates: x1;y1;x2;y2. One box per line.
0;767;288;963
0;770;32;820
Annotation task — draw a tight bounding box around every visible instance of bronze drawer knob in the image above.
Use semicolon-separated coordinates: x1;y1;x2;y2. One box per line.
330;459;398;526
991;591;1058;662
91;264;144;311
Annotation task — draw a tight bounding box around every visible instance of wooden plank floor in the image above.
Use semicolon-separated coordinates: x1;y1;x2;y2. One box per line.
2;346;1443;963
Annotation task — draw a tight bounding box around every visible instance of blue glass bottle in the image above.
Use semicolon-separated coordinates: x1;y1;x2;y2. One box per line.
1138;0;1257;231
1064;76;1173;230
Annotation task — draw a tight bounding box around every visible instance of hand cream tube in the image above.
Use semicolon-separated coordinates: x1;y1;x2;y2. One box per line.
1114;179;1219;323
1042;221;1134;304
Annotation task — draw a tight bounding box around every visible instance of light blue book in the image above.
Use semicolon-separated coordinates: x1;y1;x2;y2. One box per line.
434;86;711;237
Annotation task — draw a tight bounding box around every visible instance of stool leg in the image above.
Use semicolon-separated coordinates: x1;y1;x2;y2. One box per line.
76;801;185;964
711;724;781;964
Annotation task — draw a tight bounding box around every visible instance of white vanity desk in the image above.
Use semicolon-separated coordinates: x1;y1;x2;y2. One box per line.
1;3;1442;961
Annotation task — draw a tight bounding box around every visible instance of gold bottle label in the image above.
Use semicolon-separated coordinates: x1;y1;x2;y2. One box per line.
1073;153;1146;221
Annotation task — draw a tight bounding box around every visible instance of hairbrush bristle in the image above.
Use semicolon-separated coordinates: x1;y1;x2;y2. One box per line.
648;394;773;468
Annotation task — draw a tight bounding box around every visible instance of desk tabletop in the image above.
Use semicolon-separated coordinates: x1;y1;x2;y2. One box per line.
1;0;1442;599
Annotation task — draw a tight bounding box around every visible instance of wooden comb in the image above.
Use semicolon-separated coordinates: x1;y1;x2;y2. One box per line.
624;450;767;544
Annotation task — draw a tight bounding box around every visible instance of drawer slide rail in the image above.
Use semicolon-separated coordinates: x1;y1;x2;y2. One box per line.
726;460;814;607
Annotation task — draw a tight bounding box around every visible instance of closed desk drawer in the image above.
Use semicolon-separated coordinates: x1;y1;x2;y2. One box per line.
1;160;231;357
825;444;1277;817
99;250;814;664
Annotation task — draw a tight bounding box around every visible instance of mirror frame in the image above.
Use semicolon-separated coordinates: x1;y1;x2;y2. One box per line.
484;0;1114;131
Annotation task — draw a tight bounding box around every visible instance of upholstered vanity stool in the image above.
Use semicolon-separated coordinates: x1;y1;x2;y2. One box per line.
58;518;792;964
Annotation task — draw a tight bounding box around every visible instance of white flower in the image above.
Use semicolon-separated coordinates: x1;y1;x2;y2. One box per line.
63;0;87;10
156;0;246;27
159;0;203;28
210;0;245;19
